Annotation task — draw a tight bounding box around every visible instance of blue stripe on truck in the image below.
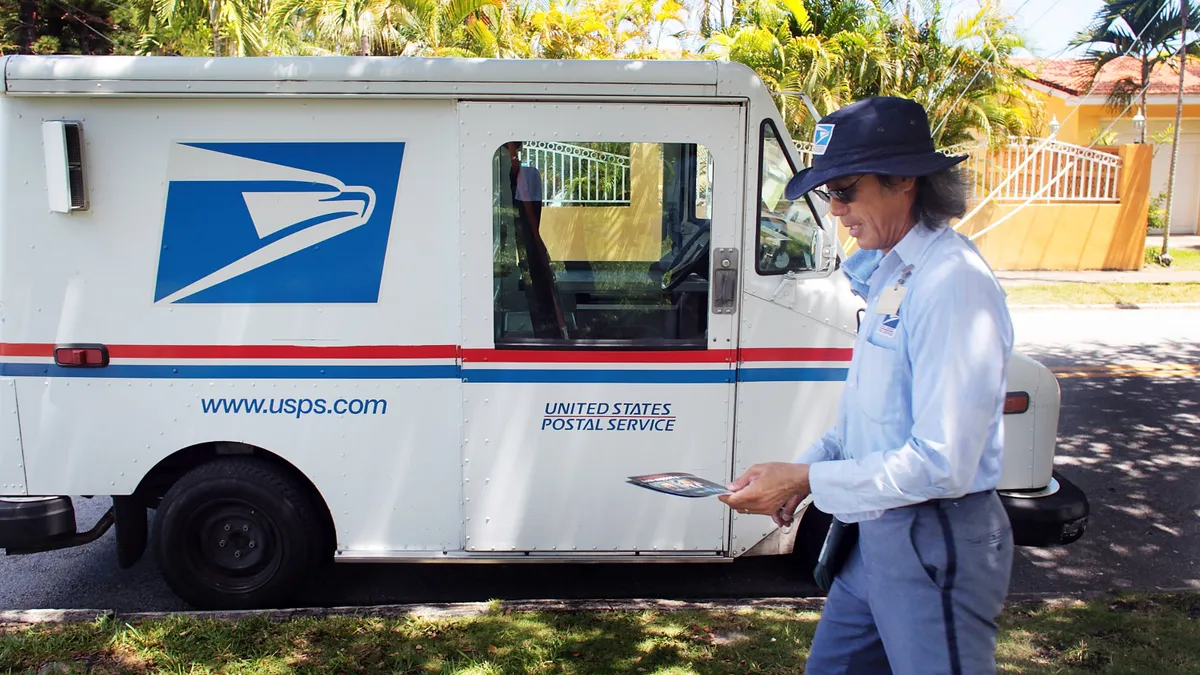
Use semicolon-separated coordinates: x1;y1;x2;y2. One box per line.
0;363;849;383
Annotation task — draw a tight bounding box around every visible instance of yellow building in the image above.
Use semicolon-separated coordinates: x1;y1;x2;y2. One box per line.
1019;55;1200;236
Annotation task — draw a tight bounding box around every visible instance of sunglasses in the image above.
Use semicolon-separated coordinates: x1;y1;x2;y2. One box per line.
811;175;866;204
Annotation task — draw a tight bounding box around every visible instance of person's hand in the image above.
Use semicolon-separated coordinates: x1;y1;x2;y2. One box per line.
772;493;806;528
718;462;811;524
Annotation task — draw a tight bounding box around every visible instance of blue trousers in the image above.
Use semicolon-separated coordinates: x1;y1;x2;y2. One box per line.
805;490;1013;675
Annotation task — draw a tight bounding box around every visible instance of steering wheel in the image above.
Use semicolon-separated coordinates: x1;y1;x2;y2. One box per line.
661;226;711;291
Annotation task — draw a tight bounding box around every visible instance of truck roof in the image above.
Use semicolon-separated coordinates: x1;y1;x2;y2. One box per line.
1;55;767;100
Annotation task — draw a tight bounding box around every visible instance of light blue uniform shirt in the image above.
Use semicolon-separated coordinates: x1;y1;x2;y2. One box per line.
798;222;1014;523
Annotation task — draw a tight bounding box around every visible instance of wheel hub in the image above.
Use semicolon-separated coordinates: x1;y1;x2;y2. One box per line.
194;505;274;578
208;515;264;570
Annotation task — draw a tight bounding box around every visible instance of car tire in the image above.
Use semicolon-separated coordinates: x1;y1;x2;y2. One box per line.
151;457;323;610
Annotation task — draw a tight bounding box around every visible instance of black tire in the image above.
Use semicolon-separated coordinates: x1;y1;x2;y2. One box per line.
790;501;833;590
151;457;324;610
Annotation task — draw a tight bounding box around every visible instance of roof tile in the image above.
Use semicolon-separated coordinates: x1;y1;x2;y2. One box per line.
1015;56;1200;97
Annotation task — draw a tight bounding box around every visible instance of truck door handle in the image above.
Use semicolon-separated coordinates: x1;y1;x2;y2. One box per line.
712;248;739;315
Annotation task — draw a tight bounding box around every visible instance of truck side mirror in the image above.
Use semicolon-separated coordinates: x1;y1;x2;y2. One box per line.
810;226;835;273
756;219;836;276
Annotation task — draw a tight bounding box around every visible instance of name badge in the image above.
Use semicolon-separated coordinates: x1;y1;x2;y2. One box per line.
876;286;906;315
875;263;914;315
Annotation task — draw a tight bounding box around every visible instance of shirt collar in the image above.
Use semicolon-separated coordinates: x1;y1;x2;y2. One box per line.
840;222;946;299
841;247;883;300
889;221;944;267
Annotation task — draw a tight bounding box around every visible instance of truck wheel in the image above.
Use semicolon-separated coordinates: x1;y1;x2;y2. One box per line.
151;457;322;610
790;502;833;590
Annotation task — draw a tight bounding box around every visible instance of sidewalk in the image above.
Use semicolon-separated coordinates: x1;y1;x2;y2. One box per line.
1145;233;1200;251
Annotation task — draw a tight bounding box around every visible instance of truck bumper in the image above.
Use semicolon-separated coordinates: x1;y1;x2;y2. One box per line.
1001;471;1089;547
0;496;76;549
0;496;114;554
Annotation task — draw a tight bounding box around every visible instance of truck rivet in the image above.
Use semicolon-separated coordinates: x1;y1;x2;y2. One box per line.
219;540;226;547
235;551;242;558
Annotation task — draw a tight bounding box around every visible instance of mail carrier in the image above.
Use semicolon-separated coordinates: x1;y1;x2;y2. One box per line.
0;55;1089;609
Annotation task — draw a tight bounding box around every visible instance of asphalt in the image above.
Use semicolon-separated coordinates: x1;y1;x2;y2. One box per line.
1005;308;1200;595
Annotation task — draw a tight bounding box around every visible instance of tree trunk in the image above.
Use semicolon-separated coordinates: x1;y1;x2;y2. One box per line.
210;0;220;56
77;15;90;54
17;0;37;54
1163;0;1188;263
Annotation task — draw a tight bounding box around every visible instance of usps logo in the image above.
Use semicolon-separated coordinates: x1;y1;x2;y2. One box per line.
877;313;900;339
812;124;835;156
153;142;405;304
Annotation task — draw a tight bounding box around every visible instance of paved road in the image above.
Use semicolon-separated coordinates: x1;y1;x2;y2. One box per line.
1;308;1196;611
1007;307;1200;595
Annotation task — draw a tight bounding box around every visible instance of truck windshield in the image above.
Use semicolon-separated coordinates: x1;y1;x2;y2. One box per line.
757;121;826;275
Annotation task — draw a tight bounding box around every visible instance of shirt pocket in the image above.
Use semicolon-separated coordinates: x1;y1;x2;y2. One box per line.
854;337;904;424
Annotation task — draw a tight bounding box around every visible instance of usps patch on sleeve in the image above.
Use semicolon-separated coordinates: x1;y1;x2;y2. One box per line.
812;124;835;155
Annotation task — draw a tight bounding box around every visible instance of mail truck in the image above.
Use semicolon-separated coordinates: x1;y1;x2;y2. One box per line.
0;55;1089;609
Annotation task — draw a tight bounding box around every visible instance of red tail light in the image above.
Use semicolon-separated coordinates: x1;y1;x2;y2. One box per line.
53;344;109;368
1004;392;1030;414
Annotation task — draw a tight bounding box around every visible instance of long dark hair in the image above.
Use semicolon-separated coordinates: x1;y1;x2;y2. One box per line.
881;167;970;229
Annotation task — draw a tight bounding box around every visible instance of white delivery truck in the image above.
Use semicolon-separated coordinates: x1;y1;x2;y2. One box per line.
0;55;1089;610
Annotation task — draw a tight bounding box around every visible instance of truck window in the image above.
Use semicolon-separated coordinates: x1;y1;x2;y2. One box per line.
757;120;825;275
492;140;712;349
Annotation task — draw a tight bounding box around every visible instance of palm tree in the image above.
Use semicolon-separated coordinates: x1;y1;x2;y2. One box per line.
1072;0;1200;143
268;0;502;56
1074;0;1199;262
465;0;538;58
268;0;398;54
888;0;1042;146
703;0;884;137
390;0;504;55
704;0;1039;146
1164;0;1193;263
120;0;267;55
530;0;624;59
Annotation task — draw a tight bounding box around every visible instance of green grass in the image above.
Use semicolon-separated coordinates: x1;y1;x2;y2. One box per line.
1004;282;1200;306
2;592;1198;674
1145;244;1200;270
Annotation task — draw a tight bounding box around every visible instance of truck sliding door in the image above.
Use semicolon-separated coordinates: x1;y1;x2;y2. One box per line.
456;101;745;556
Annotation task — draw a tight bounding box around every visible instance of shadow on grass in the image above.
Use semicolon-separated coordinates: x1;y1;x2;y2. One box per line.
0;609;821;675
3;594;1200;674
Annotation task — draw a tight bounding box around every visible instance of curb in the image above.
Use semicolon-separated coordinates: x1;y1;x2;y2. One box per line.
5;589;1196;625
0;609;112;625
0;598;829;625
121;597;833;623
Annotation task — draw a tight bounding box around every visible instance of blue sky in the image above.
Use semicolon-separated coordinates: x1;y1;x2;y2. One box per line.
949;0;1107;57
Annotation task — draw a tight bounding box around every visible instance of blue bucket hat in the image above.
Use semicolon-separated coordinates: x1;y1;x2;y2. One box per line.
784;96;968;200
